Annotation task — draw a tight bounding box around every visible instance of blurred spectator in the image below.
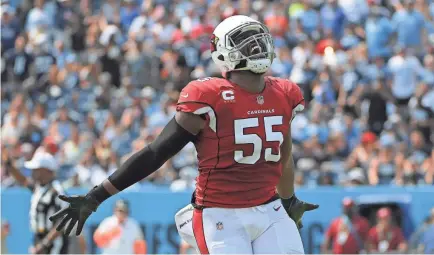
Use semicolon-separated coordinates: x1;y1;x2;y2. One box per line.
357;79;394;135
264;2;288;37
368;136;399;185
5;151;70;253
1;5;20;53
421;149;434;184
25;0;52;32
409;216;431;253
1;0;433;191
320;0;346;39
3;36;33;86
101;0;120;24
365;7;393;59
68;233;87;254
367;207;407;253
391;0;427;54
344;167;367;186
120;0;140;32
322;197;370;254
93;200;147;254
1;220;9;254
346;131;377;170
418;208;434;254
387;46;425;114
170;166;197;192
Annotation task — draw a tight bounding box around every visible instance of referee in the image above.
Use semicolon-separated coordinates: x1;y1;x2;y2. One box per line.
6;151;69;254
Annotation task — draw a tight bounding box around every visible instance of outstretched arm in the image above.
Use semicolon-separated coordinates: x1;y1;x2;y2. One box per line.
5;157;34;190
92;112;205;202
50;112;205;235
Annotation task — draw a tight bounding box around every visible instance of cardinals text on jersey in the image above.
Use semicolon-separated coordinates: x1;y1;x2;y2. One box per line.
177;76;304;208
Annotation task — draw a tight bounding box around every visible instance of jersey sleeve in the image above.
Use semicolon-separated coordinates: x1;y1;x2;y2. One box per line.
282;79;305;122
176;81;215;113
176;80;217;132
287;80;305;112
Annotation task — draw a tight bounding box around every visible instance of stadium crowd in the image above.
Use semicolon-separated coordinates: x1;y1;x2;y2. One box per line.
1;0;433;190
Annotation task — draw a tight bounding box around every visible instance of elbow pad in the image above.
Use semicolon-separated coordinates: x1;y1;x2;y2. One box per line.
107;117;196;192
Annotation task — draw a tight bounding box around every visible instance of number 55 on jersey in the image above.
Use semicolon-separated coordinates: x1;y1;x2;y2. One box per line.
176;76;305;208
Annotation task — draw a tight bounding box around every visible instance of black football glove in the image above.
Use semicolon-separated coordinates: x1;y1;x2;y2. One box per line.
49;193;100;236
282;195;319;229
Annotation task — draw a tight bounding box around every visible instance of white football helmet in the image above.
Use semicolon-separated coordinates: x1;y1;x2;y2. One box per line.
211;15;275;74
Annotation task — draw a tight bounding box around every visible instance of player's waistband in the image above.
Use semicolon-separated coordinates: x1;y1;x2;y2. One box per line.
191;193;280;210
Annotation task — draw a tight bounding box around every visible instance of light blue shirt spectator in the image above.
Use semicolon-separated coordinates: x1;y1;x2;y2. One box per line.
300;9;320;35
271;50;293;77
320;3;346;39
388;53;425;99
120;5;140;32
392;9;425;48
26;7;51;32
338;0;369;24
55;50;76;70
1;13;20;52
422;224;434;254
365;16;393;58
362;62;390;82
342;68;359;92
340;31;360;50
313;80;336;106
430;2;434;19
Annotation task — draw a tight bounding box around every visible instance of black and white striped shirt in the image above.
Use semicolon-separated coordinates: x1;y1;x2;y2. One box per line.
29;181;68;254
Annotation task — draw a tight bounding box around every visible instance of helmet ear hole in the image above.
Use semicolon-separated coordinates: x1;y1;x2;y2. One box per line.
218;55;225;61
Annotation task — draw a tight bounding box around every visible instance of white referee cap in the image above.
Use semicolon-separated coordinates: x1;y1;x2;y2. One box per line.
24;152;58;172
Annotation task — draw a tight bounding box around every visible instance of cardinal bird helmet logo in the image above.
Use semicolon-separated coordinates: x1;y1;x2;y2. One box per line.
210;34;219;53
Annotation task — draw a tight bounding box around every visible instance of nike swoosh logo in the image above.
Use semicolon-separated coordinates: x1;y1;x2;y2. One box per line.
180;93;189;98
273;205;281;211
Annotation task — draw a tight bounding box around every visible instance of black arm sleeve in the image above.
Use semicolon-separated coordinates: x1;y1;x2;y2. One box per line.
90;117;196;203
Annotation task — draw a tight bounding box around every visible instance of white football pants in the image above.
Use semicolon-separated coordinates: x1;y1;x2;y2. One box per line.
175;199;304;254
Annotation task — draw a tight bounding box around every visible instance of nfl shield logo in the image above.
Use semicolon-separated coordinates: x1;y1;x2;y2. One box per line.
256;95;264;105
216;222;223;230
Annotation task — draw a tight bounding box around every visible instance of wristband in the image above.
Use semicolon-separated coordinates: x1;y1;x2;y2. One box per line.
281;194;296;208
88;185;110;205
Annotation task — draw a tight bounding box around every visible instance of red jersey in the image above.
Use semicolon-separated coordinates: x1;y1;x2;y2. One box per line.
325;216;371;254
367;225;406;252
326;216;371;243
176;76;305;208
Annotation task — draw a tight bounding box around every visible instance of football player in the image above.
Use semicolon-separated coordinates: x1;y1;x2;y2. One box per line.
50;15;319;254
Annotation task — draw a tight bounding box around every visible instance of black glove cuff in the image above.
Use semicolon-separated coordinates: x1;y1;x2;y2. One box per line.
87;186;110;208
281;194;296;209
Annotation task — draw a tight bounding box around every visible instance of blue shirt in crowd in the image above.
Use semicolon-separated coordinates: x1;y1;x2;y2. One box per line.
422;224;434;254
120;7;140;32
320;4;346;39
392;10;425;48
1;20;20;52
365;17;393;58
301;9;320;35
